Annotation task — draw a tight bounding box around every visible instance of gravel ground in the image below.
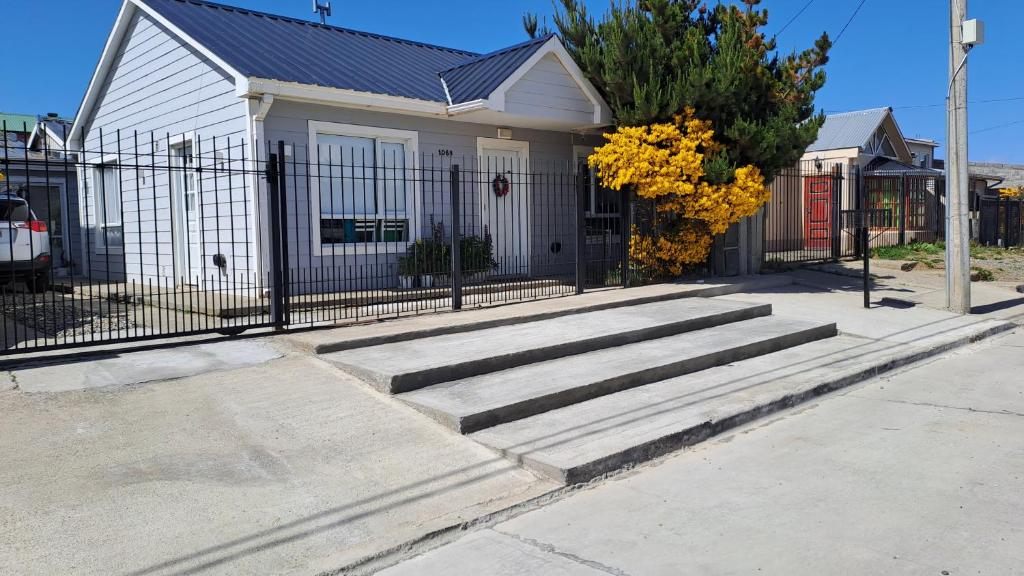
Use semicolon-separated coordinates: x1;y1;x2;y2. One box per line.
971;250;1024;282
0;292;140;338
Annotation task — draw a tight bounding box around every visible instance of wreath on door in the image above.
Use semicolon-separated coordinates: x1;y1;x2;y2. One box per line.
492;173;510;197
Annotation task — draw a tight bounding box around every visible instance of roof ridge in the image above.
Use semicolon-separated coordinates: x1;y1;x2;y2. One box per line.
440;33;554;75
826;107;891;117
150;0;480;57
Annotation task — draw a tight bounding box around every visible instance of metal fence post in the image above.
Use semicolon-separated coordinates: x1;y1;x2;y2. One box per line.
450;164;462;310
266;151;285;328
858;166;870;309
575;170;586;294
275;142;290;326
831;169;842;261
898;174;907;245
621;190;632;288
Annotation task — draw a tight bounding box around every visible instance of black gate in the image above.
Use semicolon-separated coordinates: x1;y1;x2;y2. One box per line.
979;195;1022;247
761;160;929;269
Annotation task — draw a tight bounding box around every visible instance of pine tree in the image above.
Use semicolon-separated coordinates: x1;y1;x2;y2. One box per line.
527;0;831;182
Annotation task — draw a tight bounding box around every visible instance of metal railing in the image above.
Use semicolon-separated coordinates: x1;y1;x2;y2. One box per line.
762;160;937;269
0;125;632;354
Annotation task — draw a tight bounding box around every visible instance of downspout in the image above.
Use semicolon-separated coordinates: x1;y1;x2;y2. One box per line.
246;93;273;294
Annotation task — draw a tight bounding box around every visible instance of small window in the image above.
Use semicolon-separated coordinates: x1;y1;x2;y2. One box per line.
94;162;123;248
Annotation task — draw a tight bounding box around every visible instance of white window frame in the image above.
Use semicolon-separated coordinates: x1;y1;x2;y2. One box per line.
91;153;123;253
573;145;620;218
308;121;420;256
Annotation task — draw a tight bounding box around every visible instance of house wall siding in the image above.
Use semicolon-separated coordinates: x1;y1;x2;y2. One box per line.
262;100;601;291
77;10;252;286
504;54;594;126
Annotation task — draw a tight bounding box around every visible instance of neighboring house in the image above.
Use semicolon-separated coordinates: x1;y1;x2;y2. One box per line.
69;0;618;291
969;162;1024;190
766;107;947;252
0;112;82;275
906;137;939;169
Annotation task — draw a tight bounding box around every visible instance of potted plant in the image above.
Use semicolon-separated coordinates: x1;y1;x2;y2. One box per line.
396;251;418;289
460;233;497;284
398;237;452;289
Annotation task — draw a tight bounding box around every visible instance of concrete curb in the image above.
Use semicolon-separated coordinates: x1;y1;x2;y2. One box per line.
552;320;1014;485
325;317;1016;576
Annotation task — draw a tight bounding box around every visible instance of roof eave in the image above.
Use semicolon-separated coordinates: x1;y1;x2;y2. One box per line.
246;78;449;117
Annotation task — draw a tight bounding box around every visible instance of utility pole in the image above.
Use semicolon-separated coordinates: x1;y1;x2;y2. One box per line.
945;0;973;314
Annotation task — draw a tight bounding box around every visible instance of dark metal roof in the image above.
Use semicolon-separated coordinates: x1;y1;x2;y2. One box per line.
142;0;560;105
864;156;943;177
143;0;485;102
440;35;552;104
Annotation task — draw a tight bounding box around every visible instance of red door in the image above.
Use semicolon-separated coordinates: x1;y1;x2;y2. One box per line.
804;176;833;249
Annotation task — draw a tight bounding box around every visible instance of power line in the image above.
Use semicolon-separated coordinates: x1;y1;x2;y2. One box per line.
894;96;1024;110
776;0;815;38
824;97;1024;114
970;117;1024;135
832;0;868;47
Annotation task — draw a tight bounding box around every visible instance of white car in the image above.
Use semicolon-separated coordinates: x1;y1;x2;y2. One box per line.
0;193;51;292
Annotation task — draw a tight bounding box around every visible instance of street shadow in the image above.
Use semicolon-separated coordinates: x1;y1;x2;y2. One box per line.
971;296;1024;315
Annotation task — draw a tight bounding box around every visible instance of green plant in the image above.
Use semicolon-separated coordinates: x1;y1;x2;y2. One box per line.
398;238;451;276
604;263;656;286
527;0;831;183
971;267;995;282
460;234;497;274
871;241;943;261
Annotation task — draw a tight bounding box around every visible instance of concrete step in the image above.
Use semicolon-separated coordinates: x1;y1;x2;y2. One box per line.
321;298;772;393
399;316;836;433
467;333;931;484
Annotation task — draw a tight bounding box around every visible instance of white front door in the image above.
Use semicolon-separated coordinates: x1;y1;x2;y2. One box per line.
478;138;530;277
173;144;201;283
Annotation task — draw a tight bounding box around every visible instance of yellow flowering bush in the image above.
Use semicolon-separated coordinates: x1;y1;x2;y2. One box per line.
589;111;770;276
998;186;1023;199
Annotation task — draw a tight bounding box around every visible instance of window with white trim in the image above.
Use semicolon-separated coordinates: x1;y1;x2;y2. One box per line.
93;161;123;249
312;123;416;249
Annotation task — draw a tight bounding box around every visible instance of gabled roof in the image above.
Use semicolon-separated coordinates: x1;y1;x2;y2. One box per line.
143;0;477;102
72;0;612;143
440;35;552;104
28;119;72;150
807;107;891;152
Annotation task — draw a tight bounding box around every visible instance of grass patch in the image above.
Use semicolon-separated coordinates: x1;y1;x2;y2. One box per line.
872;241;944;261
971;267;995;282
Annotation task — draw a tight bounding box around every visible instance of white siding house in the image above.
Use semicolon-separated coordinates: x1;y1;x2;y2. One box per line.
71;0;613;292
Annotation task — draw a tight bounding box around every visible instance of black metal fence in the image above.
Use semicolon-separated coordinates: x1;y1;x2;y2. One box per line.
979;195;1022;247
0;124;630;355
762;160;939;268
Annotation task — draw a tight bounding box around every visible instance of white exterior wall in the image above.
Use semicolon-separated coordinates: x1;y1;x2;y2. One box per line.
504;53;594;126
76;10;252;286
262;100;603;292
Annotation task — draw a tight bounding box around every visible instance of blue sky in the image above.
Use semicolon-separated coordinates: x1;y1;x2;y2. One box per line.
2;0;1021;162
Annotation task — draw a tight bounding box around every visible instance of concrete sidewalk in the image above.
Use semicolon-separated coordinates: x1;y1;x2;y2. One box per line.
0;342;557;575
805;260;1024;324
380;329;1024;576
1;273;1019;575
